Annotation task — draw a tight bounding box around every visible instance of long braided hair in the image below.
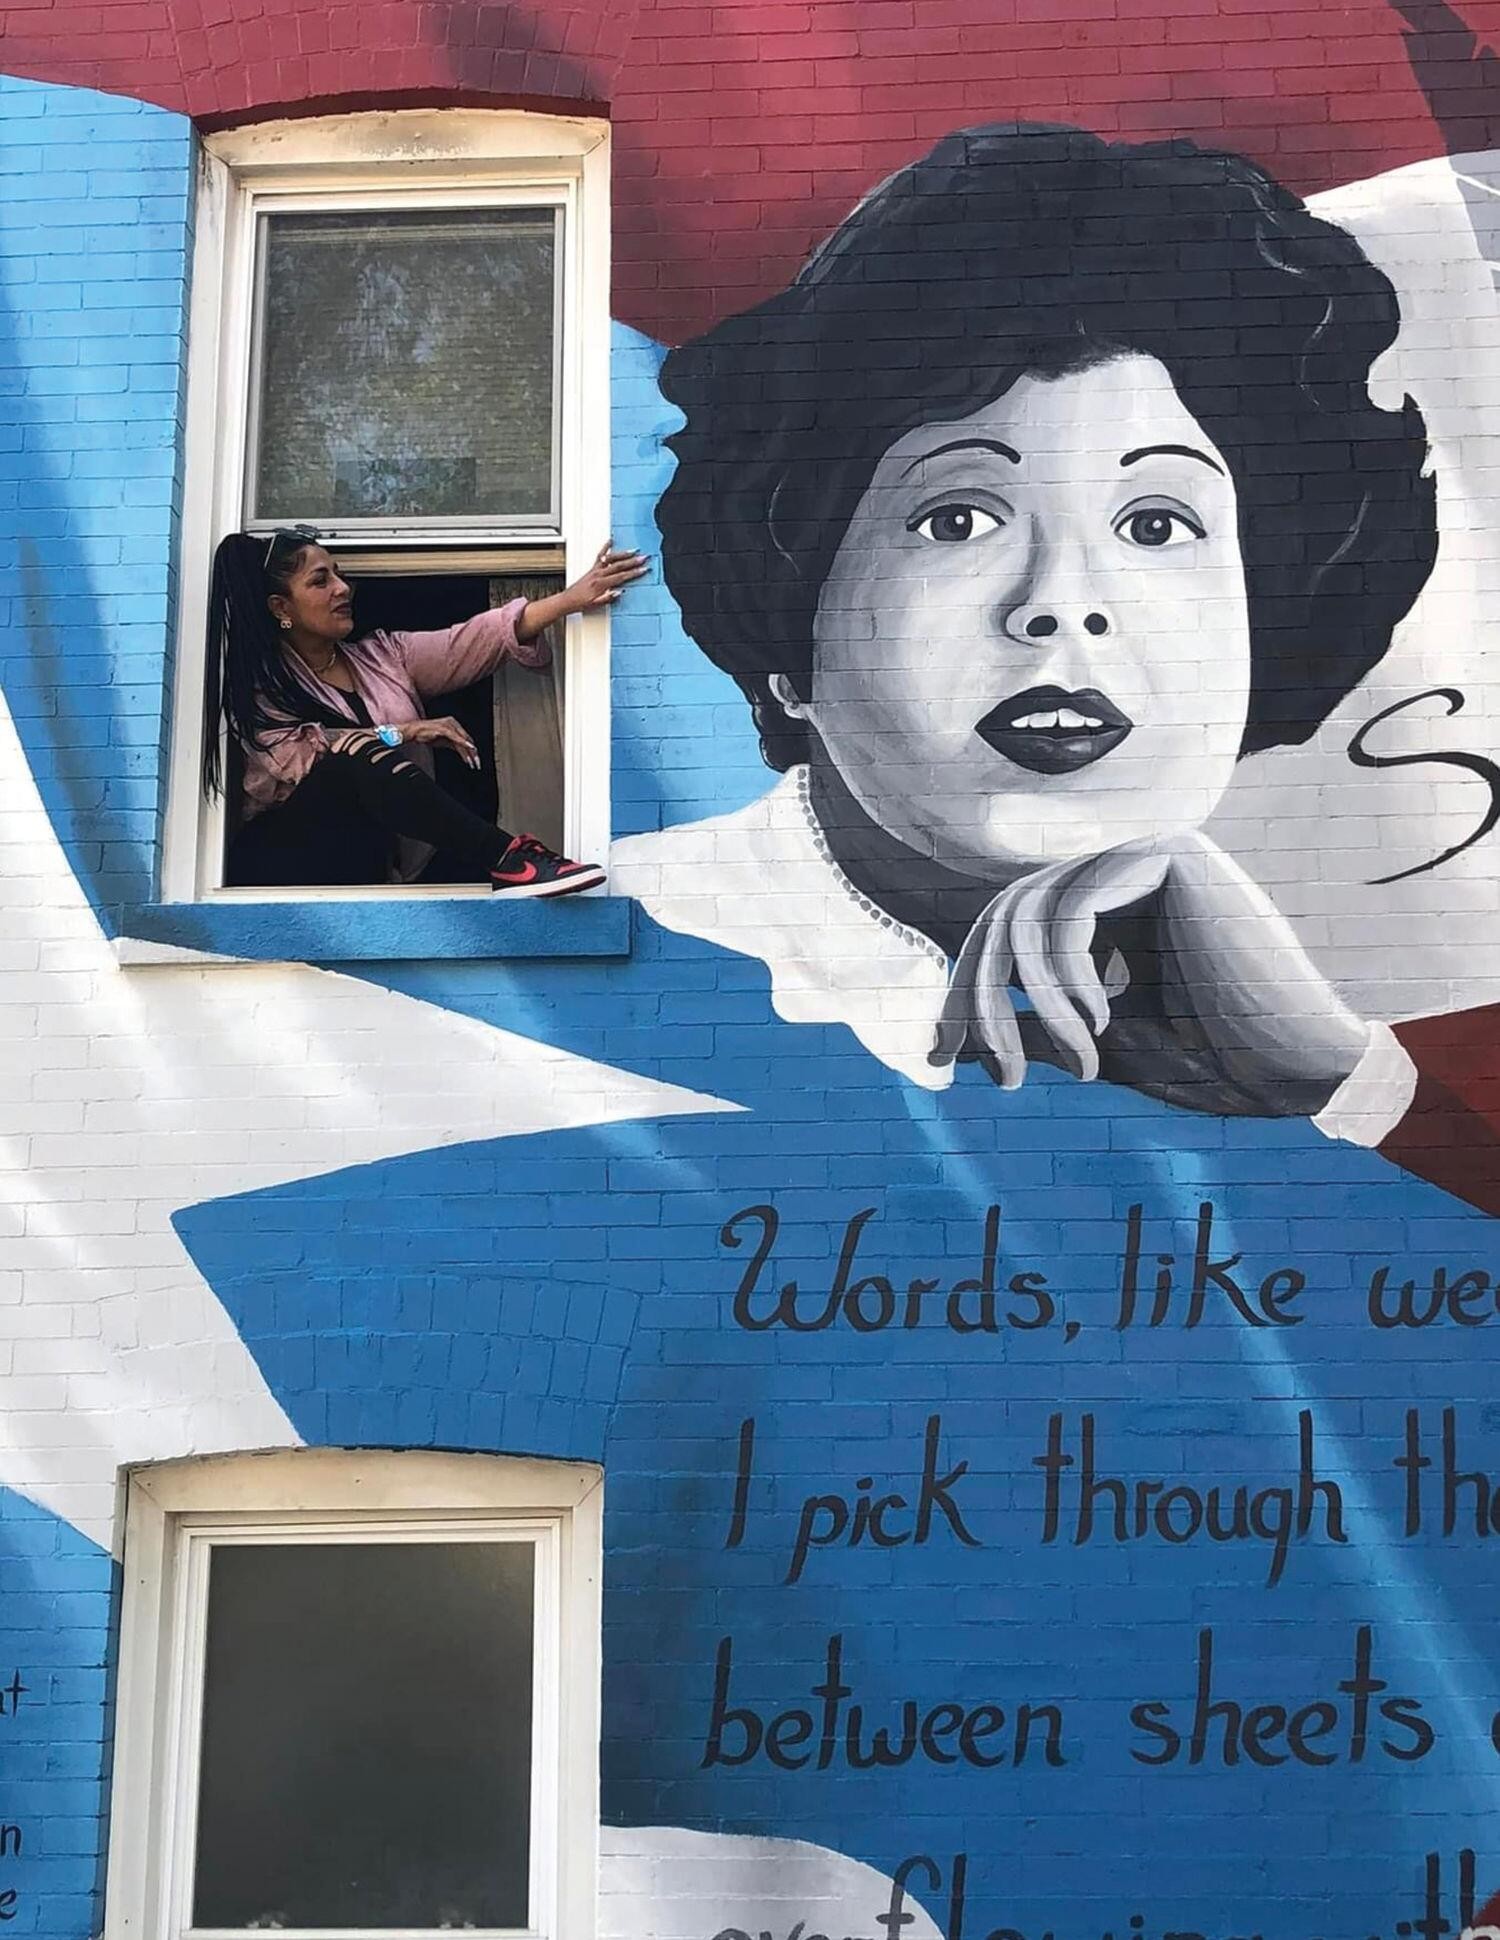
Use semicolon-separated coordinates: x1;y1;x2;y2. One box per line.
202;530;357;797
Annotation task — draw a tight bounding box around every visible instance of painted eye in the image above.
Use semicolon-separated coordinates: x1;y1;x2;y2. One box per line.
910;504;1002;544
1116;506;1205;549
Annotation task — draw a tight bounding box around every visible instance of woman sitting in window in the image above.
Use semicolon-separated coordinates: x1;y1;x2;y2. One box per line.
204;528;646;894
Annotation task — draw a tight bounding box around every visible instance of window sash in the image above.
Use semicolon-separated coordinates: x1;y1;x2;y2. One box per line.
160;113;613;907
158;1516;560;1940
242;200;568;543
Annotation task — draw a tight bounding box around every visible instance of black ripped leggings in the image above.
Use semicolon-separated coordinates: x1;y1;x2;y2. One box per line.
228;737;516;888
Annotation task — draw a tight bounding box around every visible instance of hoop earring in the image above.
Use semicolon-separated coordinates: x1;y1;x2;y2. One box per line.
278;618;292;631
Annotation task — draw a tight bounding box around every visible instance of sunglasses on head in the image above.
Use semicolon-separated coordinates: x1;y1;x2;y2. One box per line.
263;524;322;570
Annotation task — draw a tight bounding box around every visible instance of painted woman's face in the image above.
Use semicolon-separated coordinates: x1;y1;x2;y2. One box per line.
803;354;1252;873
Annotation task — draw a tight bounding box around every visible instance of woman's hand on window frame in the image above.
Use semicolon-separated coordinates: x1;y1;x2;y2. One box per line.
517;543;650;641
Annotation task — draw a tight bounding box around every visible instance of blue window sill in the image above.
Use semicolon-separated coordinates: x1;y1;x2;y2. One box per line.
115;894;633;963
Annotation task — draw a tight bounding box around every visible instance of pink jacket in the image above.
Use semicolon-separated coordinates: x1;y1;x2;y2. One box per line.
240;599;543;821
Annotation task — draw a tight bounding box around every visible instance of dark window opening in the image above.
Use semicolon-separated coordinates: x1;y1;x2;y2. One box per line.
220;568;566;889
350;572;499;885
192;1540;536;1930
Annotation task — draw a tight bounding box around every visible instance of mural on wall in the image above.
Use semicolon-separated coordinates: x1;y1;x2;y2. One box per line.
619;121;1500;1217
560;116;1500;1938
7;14;1500;1940
317;114;1500;1940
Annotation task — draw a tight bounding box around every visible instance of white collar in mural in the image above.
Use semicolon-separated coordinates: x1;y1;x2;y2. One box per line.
612;767;956;1091
611;766;1418;1148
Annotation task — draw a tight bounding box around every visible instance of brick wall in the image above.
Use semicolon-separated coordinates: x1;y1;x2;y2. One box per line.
0;77;192;915
2;9;1500;1940
6;0;1500;341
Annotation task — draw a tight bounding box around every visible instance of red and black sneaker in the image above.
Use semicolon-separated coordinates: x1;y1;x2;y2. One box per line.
490;833;606;898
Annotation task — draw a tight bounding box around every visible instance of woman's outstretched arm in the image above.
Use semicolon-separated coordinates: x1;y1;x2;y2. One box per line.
392;545;651;699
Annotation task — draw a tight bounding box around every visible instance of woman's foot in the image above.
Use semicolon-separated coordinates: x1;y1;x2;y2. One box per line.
490;833;606;898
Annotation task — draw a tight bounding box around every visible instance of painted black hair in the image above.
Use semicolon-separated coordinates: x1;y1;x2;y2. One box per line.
656;123;1439;771
203;530;354;797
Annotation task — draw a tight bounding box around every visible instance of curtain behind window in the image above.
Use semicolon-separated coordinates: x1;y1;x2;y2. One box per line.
490;574;566;854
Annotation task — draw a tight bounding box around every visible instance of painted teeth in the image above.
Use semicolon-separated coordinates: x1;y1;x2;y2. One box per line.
1011;709;1106;731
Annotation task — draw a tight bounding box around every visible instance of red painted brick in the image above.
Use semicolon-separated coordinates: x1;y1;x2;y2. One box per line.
303;49;348;93
1;0;1490;351
858;79;979;111
849;1;917;26
274;52;310;95
1069;67;1173;103
836;53;918;84
733;83;847;112
709;111;815;141
759;28;861;58
644;62;719;91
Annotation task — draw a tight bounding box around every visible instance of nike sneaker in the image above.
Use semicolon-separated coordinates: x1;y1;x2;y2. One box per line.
489;833;607;898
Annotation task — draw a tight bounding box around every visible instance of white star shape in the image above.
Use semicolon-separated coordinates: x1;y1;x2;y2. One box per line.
0;688;734;1550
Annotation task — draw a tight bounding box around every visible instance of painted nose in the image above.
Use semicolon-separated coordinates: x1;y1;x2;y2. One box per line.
1011;607;1112;643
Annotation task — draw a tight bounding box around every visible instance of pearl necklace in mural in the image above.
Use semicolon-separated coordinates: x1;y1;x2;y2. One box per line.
794;767;949;967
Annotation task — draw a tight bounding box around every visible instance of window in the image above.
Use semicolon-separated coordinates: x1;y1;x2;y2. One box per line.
162;112;611;901
104;1451;602;1940
249;209;560;532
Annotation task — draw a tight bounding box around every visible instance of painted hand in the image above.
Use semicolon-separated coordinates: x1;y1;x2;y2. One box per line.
1152;832;1372;1107
931;837;1172;1087
932;831;1371;1113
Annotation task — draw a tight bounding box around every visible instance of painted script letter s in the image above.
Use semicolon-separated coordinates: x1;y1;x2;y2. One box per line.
723;1203;782;1330
1347;688;1500;884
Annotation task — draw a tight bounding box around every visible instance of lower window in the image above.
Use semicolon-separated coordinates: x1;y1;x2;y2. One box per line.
105;1452;602;1940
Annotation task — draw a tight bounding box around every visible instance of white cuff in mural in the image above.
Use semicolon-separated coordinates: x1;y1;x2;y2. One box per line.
1312;1021;1419;1149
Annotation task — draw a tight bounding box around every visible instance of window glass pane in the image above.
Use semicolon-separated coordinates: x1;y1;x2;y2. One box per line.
193;1540;535;1930
252;209;558;523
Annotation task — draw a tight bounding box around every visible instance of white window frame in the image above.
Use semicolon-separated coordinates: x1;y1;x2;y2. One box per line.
103;1450;603;1940
162;111;613;904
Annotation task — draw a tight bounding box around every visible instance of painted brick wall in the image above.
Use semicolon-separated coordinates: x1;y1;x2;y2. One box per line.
9;0;1500;343
2;9;1500;1940
606;0;1500;342
0;1500;114;1940
0;77;192;915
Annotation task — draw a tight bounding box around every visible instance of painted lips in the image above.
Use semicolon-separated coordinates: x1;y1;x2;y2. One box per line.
975;684;1134;776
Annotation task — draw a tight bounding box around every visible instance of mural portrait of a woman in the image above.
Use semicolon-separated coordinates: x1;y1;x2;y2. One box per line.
614;122;1500;1216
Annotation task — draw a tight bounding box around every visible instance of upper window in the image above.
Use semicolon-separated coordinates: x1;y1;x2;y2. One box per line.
249;207;562;535
162;112;612;904
104;1450;602;1940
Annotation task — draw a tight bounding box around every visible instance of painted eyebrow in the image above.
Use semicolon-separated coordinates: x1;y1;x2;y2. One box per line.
900;437;1022;476
1119;443;1226;475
